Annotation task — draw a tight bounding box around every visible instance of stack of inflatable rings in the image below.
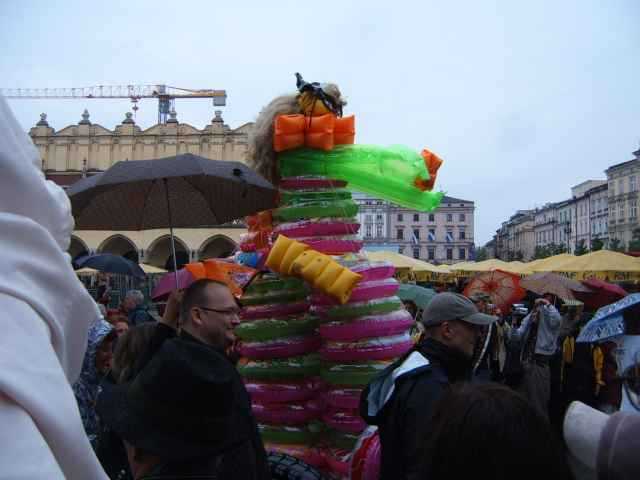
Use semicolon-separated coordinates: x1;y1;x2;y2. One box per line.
275;176;416;478
237;273;326;468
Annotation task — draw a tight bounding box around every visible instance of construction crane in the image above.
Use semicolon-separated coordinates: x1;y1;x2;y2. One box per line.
0;84;227;124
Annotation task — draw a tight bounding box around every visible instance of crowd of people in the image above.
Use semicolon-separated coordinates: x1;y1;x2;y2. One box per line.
1;93;639;479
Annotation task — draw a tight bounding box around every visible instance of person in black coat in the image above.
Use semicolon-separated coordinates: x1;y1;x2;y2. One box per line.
97;279;270;480
360;292;497;480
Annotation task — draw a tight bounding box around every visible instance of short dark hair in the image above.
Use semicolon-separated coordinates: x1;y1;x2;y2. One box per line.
420;382;572;478
179;278;229;324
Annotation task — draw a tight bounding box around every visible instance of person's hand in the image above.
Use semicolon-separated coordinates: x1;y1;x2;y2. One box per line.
535;298;550;307
162;289;184;329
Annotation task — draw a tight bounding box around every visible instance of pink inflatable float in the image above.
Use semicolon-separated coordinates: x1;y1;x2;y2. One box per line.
351;261;396;282
322;407;367;434
319;310;414;342
320;332;413;362
311;278;400;305
238;335;321;360
274;219;360;238
244;379;319;403
325;388;362;410
252;399;324;425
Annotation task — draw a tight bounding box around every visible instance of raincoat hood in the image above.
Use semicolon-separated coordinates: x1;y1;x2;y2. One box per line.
0;96;107;478
73;319;114;445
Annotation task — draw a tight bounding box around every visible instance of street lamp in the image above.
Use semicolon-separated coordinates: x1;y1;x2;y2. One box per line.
564;222;571;253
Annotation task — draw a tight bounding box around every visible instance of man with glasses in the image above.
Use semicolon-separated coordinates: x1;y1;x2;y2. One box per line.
102;278;269;479
361;292;496;480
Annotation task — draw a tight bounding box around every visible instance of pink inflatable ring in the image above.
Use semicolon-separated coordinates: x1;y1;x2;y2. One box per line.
320;333;413;362
319;310;414;342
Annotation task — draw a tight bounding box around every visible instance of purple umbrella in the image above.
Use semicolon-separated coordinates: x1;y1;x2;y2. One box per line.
151;268;195;301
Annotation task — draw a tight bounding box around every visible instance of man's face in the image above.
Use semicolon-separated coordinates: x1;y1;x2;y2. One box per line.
95;336;114;374
191;283;240;351
446;319;482;358
115;321;129;337
123;297;135;311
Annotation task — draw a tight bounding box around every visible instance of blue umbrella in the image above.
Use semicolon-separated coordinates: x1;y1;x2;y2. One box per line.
74;253;146;280
577;293;640;343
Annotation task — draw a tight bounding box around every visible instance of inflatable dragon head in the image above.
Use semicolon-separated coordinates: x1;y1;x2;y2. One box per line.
247;73;346;183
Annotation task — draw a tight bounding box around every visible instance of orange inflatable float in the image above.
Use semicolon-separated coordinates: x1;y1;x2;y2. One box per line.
273;114;355;152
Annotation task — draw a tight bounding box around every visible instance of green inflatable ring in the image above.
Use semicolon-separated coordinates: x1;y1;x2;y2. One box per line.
326;429;359;451
321;361;391;387
240;288;309;306
235;316;319;342
280;190;352;206
238;354;321;381
259;423;323;445
244;277;306;296
323;297;403;321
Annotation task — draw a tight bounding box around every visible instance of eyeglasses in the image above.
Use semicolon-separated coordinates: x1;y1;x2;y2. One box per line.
196;306;240;317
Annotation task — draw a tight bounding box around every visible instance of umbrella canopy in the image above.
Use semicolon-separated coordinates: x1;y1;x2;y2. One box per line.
151;268;196;301
577;293;640;343
365;251;419;270
463;269;526;312
520;272;591;301
546;251;640;281
530;254;576;273
574;278;628;311
68;154;277;230
397;284;437;309
74;253;145;279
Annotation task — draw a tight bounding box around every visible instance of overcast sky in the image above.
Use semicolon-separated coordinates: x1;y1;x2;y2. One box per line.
2;0;638;245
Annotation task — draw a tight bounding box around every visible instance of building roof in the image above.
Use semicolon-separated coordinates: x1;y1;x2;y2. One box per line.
606;158;639;174
441;195;473;204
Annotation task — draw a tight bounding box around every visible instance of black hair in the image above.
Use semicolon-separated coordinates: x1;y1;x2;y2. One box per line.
421;382;573;480
179;278;229;324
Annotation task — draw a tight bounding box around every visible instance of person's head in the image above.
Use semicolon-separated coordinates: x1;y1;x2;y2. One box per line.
95;330;117;375
97;339;237;476
469;292;491;313
403;300;418;319
124;290;145;312
179;279;240;351
543;292;556;305
421;292;496;358
112;323;157;384
114;319;129;337
422;382;572;479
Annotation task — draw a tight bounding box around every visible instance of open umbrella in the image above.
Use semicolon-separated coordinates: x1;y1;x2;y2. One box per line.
577;293;640;343
397;284;437;309
463;269;526;313
574;278;628;310
520;272;591;301
74;253;145;279
68;154;277;286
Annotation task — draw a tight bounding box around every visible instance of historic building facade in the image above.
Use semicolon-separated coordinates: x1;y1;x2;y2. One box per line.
30;109;251;269
606;151;640;248
353;194;476;264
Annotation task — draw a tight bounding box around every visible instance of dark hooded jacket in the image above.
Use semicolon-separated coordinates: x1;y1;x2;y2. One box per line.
130;323;270;480
72;319;114;448
360;338;472;480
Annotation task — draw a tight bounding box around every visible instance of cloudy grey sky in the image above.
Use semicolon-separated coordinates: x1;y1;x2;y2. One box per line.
2;0;638;245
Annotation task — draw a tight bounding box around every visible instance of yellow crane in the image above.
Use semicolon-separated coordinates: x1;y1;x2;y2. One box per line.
0;84;227;124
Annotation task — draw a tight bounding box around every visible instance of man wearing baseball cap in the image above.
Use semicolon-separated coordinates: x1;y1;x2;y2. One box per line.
360;292;496;480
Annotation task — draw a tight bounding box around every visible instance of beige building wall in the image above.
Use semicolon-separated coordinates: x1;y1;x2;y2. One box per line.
28;110;253;268
606;153;640;248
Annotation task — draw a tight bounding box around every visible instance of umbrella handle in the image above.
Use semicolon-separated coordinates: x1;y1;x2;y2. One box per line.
163;178;180;289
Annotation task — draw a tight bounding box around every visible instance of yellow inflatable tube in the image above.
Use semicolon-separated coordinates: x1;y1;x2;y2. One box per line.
265;235;362;304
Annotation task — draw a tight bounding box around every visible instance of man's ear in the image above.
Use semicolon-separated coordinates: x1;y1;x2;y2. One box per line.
190;307;203;327
440;321;454;341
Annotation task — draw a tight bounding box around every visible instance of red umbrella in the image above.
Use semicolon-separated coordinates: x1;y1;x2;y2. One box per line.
575;278;628;311
463;269;526;313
